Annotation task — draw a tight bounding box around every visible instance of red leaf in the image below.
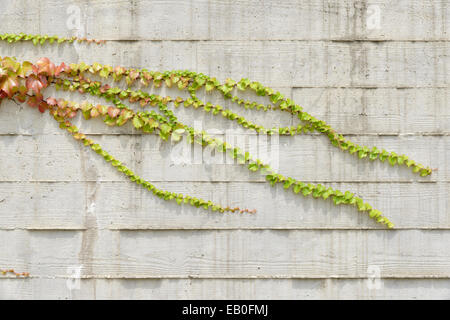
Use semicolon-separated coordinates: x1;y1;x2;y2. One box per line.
27;96;39;108
46;97;58;106
27;93;43;108
26;74;48;94
114;66;125;75
99;84;110;93
68;111;77;118
54;62;69;76
38;101;48;113
15;94;27;103
33;57;56;76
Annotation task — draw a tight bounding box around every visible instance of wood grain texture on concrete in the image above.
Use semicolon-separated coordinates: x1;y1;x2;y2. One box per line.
0;0;449;299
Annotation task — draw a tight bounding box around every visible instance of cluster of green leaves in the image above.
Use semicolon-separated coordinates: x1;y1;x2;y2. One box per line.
0;33;104;45
264;174;393;228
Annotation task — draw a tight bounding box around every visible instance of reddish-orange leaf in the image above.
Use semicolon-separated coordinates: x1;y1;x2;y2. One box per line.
26;74;47;94
90;108;100;118
68;111;77;118
96;104;108;115
99;84;110;93
55;62;69;76
33;57;56;76
38;101;48;113
0;74;19;98
15;94;27;103
46;97;58;106
27;96;40;108
129;69;139;80
107;106;120;118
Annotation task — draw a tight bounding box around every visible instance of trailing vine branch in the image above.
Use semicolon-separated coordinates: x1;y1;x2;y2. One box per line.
0;32;434;228
0;269;30;277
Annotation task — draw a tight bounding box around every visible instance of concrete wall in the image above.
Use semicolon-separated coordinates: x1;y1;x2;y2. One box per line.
0;0;449;299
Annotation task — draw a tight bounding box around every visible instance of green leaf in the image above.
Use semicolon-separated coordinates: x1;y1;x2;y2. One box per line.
265;174;277;186
301;186;312;196
369;150;379;161
358;148;368;159
388;155;397;166
344;191;354;201
397;155;407;165
111;160;121;167
356;198;365;211
322;188;334;200
91;144;101;152
293;183;303;194
379;150;389;162
406;159;415;167
369;209;381;219
312;184;325;198
99;66;111;78
283;178;295;189
160;123;171;134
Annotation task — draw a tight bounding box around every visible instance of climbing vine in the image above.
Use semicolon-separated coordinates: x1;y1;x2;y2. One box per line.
0;268;29;278
0;33;435;231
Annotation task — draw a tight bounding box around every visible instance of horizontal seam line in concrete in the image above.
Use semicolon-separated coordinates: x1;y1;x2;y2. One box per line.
291;86;450;89
62;39;450;43
0;180;443;183
2;275;450;280
3;228;450;231
1;132;449;136
109;227;450;231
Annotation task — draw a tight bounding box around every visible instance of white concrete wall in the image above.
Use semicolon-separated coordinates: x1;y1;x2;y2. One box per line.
0;0;449;299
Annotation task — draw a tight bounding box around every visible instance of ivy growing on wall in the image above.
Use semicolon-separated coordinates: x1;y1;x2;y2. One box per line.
0;33;435;230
